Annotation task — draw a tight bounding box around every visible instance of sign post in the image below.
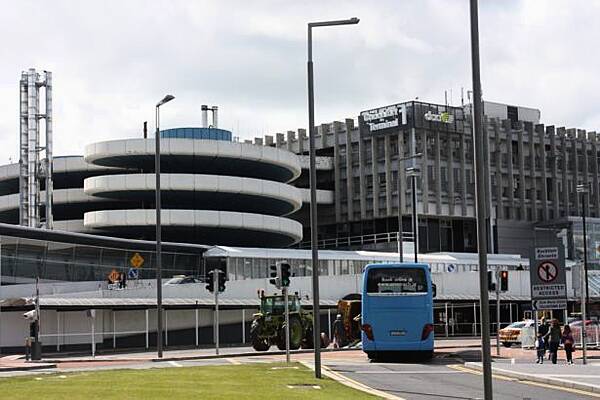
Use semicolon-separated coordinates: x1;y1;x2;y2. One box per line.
214;270;220;356
283;286;290;364
530;246;567;311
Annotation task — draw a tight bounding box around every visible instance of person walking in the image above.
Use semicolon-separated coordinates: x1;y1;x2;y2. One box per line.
332;314;346;348
535;333;545;364
538;317;550;360
561;324;575;365
543;319;562;364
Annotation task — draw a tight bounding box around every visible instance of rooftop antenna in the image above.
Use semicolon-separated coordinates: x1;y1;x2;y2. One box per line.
444;90;448;106
461;87;465;106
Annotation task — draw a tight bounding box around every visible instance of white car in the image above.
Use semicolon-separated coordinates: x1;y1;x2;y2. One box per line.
499;320;535;347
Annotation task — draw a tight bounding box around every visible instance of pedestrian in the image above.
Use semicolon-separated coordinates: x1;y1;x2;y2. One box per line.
332;314;346;348
543;319;562;364
535;333;545;364
561;324;575;365
537;317;550;359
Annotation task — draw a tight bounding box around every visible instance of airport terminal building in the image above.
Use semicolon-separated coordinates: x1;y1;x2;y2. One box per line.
2;98;600;262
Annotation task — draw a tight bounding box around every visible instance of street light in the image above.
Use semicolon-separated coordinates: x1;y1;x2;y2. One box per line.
469;0;493;398
307;16;359;379
155;94;175;359
576;183;590;365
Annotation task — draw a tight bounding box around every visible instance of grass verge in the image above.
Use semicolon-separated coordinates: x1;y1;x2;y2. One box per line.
0;362;380;400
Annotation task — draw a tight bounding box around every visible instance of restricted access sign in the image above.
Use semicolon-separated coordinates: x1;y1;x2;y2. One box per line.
529;245;566;310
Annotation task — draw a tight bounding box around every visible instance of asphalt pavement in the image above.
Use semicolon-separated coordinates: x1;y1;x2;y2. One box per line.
321;355;598;400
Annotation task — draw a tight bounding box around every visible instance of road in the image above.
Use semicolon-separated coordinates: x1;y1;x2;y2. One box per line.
1;345;598;399
311;351;598;400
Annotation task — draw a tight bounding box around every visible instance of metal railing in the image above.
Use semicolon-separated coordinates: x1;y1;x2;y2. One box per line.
297;231;415;250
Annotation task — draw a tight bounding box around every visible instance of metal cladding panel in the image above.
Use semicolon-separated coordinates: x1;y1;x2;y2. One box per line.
125;174;145;190
196;174;219;190
197;210;220;227
218;211;241;227
194;139;219;158
167;139;194;156
217;176;239;193
242;213;263;230
169;209;189;226
239;142;262;162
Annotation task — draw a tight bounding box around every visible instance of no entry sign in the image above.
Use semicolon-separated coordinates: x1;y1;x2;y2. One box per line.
530;245;566;310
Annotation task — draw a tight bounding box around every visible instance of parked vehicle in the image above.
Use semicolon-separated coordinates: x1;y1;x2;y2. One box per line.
499;319;535;347
164;275;202;285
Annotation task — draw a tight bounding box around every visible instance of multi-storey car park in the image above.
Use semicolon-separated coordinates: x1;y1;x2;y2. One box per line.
0;127;304;247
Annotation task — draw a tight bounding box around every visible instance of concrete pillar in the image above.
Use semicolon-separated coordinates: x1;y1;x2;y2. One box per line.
536;124;548;220
358;136;367;219
557;128;568;216
371;137;379;218
344;119;354;221
422;129;429;214
333;122;342;223
517;122;526;219
434;129;442;214
504;120;515;219
384;134;392;217
548;126;559;218
448;132;456;216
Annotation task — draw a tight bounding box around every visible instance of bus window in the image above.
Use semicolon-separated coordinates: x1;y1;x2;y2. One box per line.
366;268;427;294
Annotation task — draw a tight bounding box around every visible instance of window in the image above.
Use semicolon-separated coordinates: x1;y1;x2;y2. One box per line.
366;268;427;294
378;173;386;189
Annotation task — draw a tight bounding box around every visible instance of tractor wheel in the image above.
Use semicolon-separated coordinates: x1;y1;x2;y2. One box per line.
301;326;314;349
277;317;303;350
250;322;270;351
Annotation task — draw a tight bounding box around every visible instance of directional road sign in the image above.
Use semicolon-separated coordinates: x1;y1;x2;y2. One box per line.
130;252;144;269
532;299;567;311
128;268;139;279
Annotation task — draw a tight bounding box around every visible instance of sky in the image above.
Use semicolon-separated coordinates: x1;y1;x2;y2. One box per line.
0;0;599;163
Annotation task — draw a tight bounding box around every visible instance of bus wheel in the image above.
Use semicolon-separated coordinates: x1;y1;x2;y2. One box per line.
366;352;378;361
502;342;512;348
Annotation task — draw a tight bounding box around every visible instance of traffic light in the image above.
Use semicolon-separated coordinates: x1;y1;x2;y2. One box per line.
487;271;496;291
205;270;214;293
279;262;291;287
500;270;508;291
218;269;226;292
269;264;281;288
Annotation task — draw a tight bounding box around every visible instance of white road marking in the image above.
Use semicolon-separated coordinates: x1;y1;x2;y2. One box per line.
352;370;462;374
168;361;182;368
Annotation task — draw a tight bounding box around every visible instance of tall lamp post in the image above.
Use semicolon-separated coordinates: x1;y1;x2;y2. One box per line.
576;183;590;365
307;17;358;379
155;94;175;359
469;0;493;398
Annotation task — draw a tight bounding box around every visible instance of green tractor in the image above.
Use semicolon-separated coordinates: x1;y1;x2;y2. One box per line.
250;292;324;351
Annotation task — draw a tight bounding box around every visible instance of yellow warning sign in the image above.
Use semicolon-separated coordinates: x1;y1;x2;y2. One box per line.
108;269;120;283
130;252;144;269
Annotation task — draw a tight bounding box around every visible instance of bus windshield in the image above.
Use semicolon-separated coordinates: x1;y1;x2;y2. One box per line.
366;268;427;294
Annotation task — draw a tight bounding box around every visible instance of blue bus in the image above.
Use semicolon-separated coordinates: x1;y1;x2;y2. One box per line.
361;263;435;360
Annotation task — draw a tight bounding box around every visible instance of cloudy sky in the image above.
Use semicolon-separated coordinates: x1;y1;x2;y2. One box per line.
0;0;598;163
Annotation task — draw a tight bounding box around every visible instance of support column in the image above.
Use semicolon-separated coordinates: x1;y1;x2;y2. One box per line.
372;137;379;218
242;309;246;344
56;312;60;352
112;310;116;349
537;124;548;220
435;130;442;214
345;119;354;221
145;309;149;349
384;135;393;216
327;309;332;340
195;306;199;347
